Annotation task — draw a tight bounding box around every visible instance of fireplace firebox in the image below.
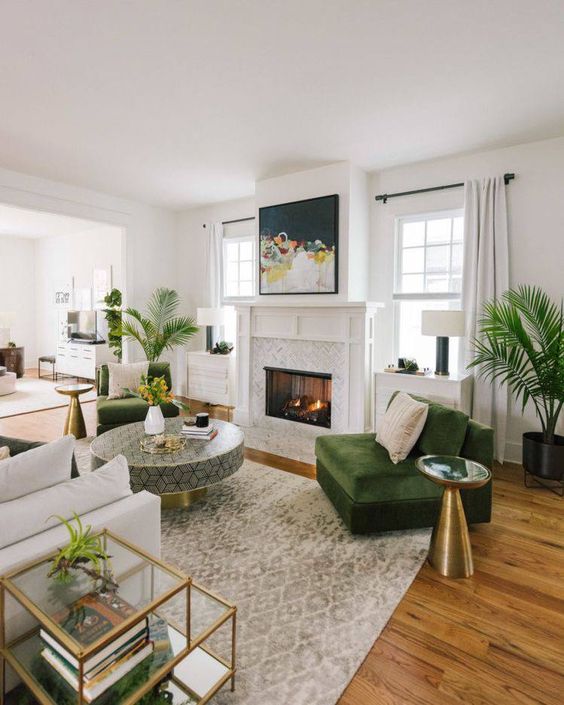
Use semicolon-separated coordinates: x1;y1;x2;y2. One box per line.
264;367;332;428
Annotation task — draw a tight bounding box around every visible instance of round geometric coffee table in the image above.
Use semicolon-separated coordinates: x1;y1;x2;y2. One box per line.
90;417;245;509
55;383;94;439
416;455;491;579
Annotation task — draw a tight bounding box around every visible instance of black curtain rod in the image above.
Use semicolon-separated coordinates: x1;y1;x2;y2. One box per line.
203;216;255;228
375;173;515;204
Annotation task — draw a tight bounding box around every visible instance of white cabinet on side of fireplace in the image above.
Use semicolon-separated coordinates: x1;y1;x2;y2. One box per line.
187;351;236;407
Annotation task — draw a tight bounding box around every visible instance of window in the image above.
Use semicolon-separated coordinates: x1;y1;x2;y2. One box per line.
394;211;464;372
222;235;255;299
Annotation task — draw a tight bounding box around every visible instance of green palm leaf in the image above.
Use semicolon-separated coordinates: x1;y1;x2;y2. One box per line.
468;285;564;443
121;288;198;362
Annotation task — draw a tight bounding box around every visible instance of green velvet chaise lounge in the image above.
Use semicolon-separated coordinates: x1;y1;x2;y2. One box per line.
315;394;493;534
96;362;179;435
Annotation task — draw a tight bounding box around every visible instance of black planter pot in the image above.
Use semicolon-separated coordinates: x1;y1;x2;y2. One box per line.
522;432;564;480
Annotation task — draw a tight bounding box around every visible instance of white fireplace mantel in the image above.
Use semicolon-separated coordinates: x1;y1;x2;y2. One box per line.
233;301;384;434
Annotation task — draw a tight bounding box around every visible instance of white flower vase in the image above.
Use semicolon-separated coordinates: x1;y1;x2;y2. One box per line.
144;405;165;435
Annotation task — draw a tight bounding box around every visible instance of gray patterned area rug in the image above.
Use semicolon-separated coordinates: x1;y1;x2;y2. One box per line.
159;460;431;705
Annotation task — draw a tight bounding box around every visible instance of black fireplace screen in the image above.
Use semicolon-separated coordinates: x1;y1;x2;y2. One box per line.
264;367;332;428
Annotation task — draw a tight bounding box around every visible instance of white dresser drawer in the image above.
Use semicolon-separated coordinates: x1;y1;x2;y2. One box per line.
187;351;236;405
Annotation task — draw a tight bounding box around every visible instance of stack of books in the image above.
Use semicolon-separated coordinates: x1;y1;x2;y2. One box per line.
181;423;218;441
40;592;153;703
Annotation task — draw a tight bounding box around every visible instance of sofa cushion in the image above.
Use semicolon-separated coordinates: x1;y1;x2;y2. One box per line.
376;392;428;463
315;433;442;504
98;362;173;397
0;454;132;549
417;401;469;456
97;396;179;425
107;360;149;399
0;435;75;502
389;391;469;457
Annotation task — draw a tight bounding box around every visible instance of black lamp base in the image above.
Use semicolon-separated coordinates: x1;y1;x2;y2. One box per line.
205;326;214;352
435;336;450;376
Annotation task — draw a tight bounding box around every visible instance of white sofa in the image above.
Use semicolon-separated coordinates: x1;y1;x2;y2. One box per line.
0;438;161;694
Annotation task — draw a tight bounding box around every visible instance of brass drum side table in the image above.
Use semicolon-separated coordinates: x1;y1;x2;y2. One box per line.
55;383;93;439
416;455;491;578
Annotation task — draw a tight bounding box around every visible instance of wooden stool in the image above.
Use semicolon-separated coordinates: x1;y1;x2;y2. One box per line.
38;355;57;380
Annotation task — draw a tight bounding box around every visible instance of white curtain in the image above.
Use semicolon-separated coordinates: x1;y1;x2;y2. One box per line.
204;222;223;308
461;176;509;462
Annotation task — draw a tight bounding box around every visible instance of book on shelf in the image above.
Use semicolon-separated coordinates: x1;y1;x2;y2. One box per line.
41;639;154;702
40;592;147;672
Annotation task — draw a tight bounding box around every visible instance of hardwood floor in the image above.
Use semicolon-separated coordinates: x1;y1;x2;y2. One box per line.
2;380;562;704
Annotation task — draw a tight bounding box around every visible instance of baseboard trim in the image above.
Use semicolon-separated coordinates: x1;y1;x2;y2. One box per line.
504;440;522;465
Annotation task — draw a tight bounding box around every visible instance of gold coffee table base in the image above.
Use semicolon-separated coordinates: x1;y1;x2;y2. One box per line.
428;487;474;578
161;486;208;509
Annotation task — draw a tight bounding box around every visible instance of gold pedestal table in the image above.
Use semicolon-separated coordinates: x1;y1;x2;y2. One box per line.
55;383;93;439
416;455;491;578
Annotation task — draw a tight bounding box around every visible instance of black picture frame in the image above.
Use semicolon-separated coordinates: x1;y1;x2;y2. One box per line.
258;194;339;295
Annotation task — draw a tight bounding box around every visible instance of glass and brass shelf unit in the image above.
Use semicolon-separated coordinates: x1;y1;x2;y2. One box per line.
0;531;236;705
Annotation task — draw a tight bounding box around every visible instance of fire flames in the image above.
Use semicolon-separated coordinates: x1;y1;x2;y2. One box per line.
281;395;330;425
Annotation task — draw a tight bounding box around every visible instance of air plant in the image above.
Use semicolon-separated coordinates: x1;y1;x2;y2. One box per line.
48;513;118;592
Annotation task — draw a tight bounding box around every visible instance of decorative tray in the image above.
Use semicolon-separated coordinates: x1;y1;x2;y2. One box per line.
140;434;187;454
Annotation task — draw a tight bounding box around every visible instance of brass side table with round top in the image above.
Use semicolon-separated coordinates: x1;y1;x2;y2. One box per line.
416;455;492;579
55;383;94;440
90;417;245;509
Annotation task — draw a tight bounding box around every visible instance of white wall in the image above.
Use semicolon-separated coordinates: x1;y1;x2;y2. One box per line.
0;236;36;360
34;225;123;358
370;135;564;461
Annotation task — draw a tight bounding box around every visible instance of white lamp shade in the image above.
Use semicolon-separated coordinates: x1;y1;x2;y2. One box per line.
421;310;466;337
197;307;225;326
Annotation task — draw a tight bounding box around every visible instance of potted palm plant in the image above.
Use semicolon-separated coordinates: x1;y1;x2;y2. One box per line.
469;285;564;481
121;287;198;361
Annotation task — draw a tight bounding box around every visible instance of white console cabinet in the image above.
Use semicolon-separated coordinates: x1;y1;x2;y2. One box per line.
187;351;236;406
375;371;473;430
56;342;115;381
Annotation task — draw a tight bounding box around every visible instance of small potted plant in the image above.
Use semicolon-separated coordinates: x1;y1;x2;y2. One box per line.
469;285;563;483
211;340;234;355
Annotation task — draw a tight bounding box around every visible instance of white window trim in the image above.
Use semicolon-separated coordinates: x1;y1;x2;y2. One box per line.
221;234;256;303
392;208;464;363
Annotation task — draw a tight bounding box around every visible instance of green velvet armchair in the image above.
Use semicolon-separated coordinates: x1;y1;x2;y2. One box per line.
316;394;493;534
96;362;179;436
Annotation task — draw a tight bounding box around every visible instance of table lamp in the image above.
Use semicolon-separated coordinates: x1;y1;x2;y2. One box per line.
197;307;225;352
421;310;465;376
0;312;15;348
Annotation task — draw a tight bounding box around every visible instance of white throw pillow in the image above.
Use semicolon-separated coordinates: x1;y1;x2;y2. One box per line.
107;361;149;400
376;392;429;464
0;435;75;502
0;454;132;549
0;446;10;461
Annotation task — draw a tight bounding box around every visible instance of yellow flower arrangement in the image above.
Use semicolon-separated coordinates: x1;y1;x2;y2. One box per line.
124;374;191;413
136;375;174;406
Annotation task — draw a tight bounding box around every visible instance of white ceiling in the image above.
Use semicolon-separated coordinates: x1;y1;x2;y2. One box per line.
0;204;102;239
1;0;563;209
